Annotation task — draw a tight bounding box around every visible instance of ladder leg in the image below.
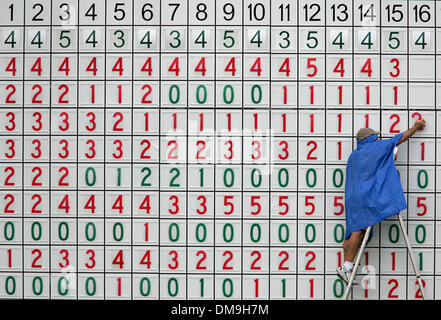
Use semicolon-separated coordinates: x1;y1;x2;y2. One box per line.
342;226;372;300
397;214;426;300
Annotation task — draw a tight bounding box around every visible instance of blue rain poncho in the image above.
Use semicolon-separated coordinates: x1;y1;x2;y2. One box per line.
344;132;407;239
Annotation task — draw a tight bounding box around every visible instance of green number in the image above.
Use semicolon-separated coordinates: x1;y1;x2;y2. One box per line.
113;30;125;48
251;85;262;104
333;279;344;298
59;30;71;48
251;168;262;187
168;278;178;297
306;168;317;188
223;168;234;187
31;31;43;48
415;32;427;49
169;168;180;187
332;169;344;188
58;222;69;241
250;30;262;47
332;32;344;49
31;222;42;241
388;32;400;49
5;276;16;295
278;224;289;243
141;167;152;186
196;85;207;104
140;277;151;296
58;277;69;296
361;32;373;49
333;224;345;243
85;167;96;186
222;278;233;297
278;168;289;188
306;31;318;49
32;276;43;296
200;278;204;297
223;223;234;243
113;222;124;241
250;224;261;242
140;31;152;47
223;30;235;48
388;224;400;243
169;223;179;242
305;224;316;243
4;222;14;241
117;168;121;186
417;169;428;188
281;279;286;297
415;225;426;244
86;30;98;47
85;222;96;241
418;252;423;271
85;277;96;296
4;31;16;48
169;30;181;48
194;30;207;47
199;168;204;187
278;31;290;49
223;85;234;104
169;85;180;104
195;223;207;242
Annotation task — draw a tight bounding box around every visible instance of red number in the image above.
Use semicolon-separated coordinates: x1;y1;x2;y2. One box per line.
195;251;207;270
58;167;69;186
4;167;15;186
58;57;70;76
5;84;16;104
5;57;17;76
140;250;151;269
250;251;261;270
31;57;42;76
225;57;236;76
85;249;96;269
86;57;98;75
141;84;152;104
31;194;42;213
194;57;206;76
168;250;178;269
31;167;42;186
250;57;262;76
167;140;178;159
390;114;400;133
250;196;261;215
278;251;289;270
416;197;427;216
113;139;123;159
360;58;372;77
59;112;69;131
223;196;234;215
5;112;15;131
31;84;43;104
387;279;399;299
112;112;123;131
306;141;318;160
141;57;152;75
112;250;124;269
279;58;290;76
196;140;206;159
306;58;317;77
168;57;180;76
334;196;344;215
305;251;316;270
4;194;14;213
31;249;42;268
58;84;69;104
305;196;315;215
140;139;151;159
222;251;233;270
112;57;124;76
333;58;345;77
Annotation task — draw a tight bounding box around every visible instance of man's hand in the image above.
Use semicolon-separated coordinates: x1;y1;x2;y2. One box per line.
414;119;426;130
397;118;426;145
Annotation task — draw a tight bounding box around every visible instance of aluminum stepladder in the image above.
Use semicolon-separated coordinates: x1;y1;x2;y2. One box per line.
342;214;426;300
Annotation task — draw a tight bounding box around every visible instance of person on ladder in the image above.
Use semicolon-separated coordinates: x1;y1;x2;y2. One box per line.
337;119;426;285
